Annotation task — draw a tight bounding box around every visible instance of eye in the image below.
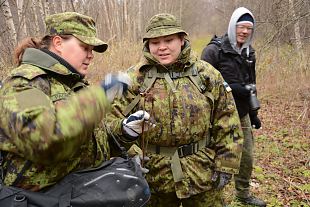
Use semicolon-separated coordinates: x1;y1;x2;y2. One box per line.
82;45;93;52
149;40;159;45
165;38;173;43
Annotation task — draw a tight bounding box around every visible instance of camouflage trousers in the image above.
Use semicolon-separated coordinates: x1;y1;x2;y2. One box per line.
234;114;254;198
146;189;224;207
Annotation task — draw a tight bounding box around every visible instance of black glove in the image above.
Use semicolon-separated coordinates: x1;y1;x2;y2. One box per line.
249;112;261;129
211;171;232;190
229;83;251;98
101;72;131;103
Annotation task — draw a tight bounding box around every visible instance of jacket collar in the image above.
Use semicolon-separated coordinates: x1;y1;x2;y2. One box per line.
221;34;255;56
140;39;195;72
22;48;82;80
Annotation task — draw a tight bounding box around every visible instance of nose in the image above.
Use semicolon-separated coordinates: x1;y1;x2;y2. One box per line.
158;42;167;50
87;49;94;59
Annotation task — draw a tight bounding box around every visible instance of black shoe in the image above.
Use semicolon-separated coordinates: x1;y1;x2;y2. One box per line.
236;195;266;207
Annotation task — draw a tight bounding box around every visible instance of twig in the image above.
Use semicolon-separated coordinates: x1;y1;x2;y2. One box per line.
281;176;309;204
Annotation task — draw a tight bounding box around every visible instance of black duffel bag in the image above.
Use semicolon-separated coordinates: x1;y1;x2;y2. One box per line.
0;157;150;207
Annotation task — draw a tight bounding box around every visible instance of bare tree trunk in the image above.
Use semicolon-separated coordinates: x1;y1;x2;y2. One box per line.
114;1;121;41
17;0;27;41
37;0;46;31
1;0;17;46
31;0;41;36
44;0;50;16
70;0;77;12
179;0;183;22
123;0;129;39
288;0;303;51
102;0;113;40
61;1;67;12
137;0;142;40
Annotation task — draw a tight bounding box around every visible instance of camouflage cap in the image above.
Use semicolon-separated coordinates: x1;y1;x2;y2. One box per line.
45;12;108;53
143;13;188;42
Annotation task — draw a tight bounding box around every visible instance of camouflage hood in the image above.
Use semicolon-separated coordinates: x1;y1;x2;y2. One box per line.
19;48;82;80
141;39;195;72
45;12;108;53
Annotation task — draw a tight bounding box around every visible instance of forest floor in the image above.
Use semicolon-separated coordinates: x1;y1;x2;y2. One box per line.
223;83;310;207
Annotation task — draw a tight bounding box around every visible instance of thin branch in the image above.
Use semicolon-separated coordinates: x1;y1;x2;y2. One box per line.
0;0;7;7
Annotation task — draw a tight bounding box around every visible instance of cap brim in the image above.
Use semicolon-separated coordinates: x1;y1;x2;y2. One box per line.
143;28;188;42
74;34;108;53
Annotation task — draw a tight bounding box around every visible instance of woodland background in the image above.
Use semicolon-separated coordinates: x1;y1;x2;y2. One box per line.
1;0;309;206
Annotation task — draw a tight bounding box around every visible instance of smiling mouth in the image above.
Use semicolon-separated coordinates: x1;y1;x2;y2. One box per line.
159;54;169;58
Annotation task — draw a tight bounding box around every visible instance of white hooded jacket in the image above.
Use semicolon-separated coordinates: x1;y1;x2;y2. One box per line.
227;7;255;56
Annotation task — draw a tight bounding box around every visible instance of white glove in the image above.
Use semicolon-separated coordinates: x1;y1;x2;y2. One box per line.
133;154;150;174
101;72;132;103
122;110;155;138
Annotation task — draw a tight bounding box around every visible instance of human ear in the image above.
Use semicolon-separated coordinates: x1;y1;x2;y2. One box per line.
181;37;185;46
51;36;63;54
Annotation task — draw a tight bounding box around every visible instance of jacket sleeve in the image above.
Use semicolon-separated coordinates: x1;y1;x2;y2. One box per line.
104;67;140;147
0;76;111;164
203;66;243;174
201;44;220;69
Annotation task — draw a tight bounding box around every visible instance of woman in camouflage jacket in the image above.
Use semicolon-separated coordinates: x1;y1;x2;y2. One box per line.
0;12;130;191
107;13;244;207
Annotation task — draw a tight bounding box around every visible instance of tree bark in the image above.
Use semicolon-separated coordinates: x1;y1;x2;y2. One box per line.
1;0;17;46
31;0;41;36
288;0;303;51
17;0;27;41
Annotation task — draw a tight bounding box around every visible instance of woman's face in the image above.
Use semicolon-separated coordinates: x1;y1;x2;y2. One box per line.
148;34;184;65
236;22;253;47
52;36;94;76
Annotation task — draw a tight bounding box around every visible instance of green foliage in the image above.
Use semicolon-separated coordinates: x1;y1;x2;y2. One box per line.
302;170;310;178
255;135;268;142
300;184;310;192
190;35;213;56
267;197;284;207
289;200;310;207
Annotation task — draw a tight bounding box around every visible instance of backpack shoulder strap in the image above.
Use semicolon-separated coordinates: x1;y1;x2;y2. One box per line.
187;64;215;118
208;35;222;47
123;64;215;117
206;35;223;70
123;66;158;116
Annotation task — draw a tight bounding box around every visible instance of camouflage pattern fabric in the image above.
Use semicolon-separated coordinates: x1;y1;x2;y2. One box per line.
235;114;254;198
0;48;110;191
107;39;243;199
143;13;188;42
148;190;224;207
45;12;108;53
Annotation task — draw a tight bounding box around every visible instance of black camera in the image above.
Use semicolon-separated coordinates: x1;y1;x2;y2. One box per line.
245;84;260;111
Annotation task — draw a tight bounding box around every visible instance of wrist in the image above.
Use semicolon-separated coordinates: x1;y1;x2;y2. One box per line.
122;120;140;141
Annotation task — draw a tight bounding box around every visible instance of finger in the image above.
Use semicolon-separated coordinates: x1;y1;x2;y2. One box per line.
141;167;149;174
139;155;150;161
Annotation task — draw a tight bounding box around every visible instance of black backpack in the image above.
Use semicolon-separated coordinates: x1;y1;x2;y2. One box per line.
208;35;222;47
0;127;150;207
0;155;150;207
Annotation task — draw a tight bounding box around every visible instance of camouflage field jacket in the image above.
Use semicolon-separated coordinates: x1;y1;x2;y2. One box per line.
107;41;244;198
0;48;110;191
